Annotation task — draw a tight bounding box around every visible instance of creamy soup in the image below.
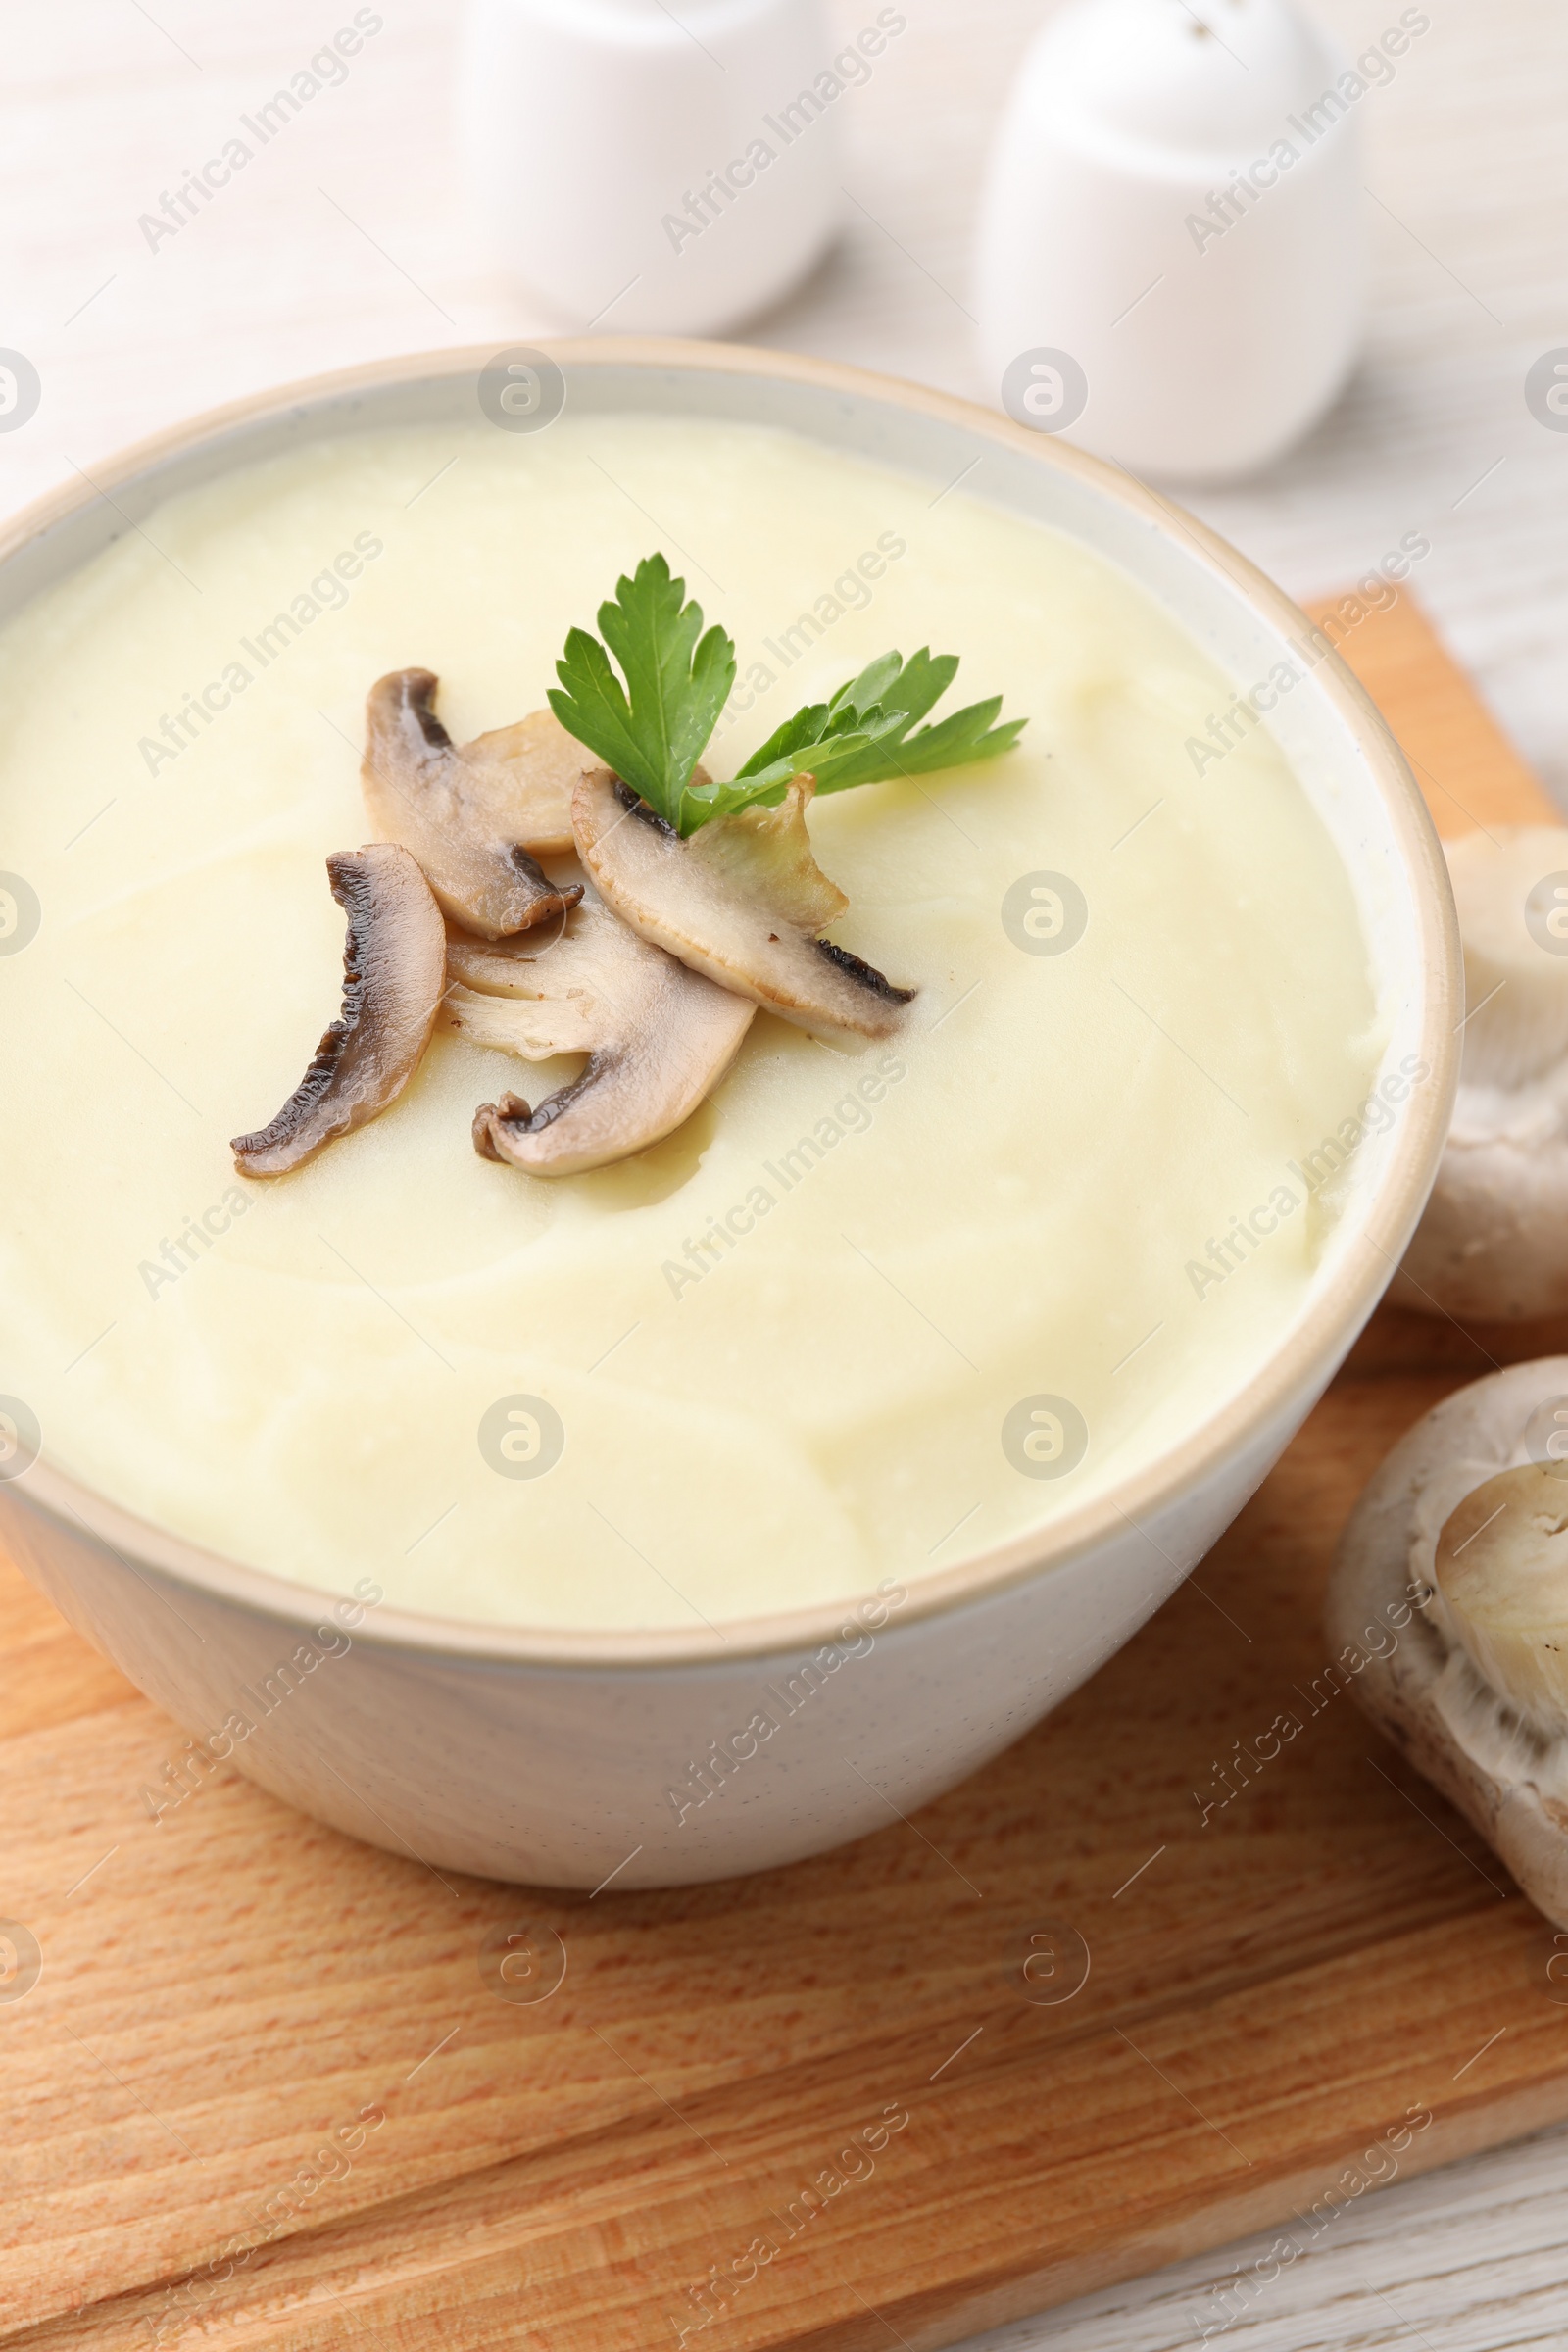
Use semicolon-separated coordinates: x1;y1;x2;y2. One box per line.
0;414;1392;1631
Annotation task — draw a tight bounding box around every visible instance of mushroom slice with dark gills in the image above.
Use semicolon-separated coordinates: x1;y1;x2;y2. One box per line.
447;895;755;1177
232;844;447;1177
571;766;915;1041
363;669;584;938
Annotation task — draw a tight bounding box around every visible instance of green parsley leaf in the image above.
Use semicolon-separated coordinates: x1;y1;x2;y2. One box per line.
753;648;1025;796
547;553;736;832
549;556;1026;836
722;694;906;803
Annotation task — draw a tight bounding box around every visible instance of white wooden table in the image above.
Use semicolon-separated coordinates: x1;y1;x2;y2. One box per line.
4;2;1567;2343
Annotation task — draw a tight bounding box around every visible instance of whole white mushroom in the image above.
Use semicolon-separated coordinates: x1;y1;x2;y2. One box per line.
1328;1357;1568;1925
1396;826;1568;1321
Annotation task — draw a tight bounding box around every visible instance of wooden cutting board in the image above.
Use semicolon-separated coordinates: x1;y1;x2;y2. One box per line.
4;591;1565;2352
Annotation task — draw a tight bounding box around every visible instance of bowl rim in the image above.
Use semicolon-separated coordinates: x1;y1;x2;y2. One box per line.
1;335;1462;1671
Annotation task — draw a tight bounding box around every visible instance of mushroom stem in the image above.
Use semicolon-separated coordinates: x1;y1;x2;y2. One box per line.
1436;1463;1568;1736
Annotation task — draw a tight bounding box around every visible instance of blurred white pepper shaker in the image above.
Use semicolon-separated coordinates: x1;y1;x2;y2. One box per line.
975;0;1377;482
459;0;841;336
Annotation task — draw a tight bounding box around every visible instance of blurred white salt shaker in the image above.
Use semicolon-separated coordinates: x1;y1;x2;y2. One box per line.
975;0;1368;483
459;0;841;336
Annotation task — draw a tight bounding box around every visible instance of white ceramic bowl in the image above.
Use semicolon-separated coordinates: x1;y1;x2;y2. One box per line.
0;342;1459;1889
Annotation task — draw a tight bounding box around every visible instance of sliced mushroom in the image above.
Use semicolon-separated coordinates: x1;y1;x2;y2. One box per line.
1327;1357;1568;1927
445;894;755;1176
363;670;585;939
232;844;446;1176
571;767;914;1041
1396;826;1568;1320
450;708;581;857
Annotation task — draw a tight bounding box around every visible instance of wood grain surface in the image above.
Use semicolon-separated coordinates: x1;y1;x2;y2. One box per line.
2;593;1566;2350
1303;588;1559;839
8;6;1568;2341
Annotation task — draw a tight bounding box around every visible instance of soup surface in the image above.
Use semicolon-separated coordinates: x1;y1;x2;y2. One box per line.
0;412;1389;1630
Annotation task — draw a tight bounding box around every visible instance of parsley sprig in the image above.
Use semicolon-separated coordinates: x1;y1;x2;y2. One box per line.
549;553;1025;836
